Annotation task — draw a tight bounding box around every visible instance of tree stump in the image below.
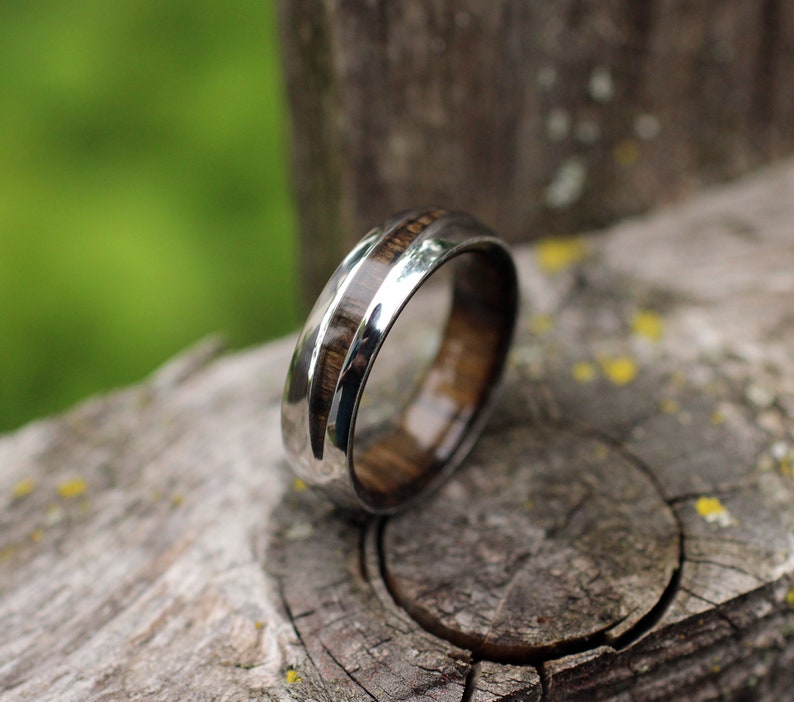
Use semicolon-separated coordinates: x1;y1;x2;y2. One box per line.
2;159;794;700
278;0;794;301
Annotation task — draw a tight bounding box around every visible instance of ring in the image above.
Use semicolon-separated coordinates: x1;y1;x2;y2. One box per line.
281;209;519;513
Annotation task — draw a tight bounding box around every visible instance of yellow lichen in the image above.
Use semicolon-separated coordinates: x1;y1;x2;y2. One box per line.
535;237;587;274
695;496;735;527
660;398;679;414
600;357;638;386
614;140;640;166
529;314;555;335
670;371;687;388
285;669;301;684
292;478;307;492
171;493;184;507
254;620;264;630
57;478;87;499
696;496;725;517
710;411;726;426
631;310;664;342
786;588;794;610
594;443;610;460
572;361;596;383
31;528;45;543
0;545;18;561
12;478;36;499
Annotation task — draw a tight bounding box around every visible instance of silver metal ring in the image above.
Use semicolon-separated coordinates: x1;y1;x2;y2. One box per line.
281;209;519;513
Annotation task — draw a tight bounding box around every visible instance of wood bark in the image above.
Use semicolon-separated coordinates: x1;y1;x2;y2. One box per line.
278;0;794;302
2;159;794;700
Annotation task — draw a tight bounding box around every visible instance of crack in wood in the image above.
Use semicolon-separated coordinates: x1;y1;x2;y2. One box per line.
320;642;378;701
679;587;743;636
277;581;335;702
459;661;480;702
687;558;768;585
610;540;684;650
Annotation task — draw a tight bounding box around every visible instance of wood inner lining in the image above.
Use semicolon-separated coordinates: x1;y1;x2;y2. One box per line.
354;249;516;511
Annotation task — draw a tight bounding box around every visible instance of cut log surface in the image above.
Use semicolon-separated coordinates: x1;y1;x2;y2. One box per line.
2;160;794;701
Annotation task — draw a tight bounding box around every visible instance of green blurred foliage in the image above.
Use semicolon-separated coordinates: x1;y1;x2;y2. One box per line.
0;0;298;431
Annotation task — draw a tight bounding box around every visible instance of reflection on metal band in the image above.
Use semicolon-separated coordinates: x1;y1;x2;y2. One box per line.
281;209;518;513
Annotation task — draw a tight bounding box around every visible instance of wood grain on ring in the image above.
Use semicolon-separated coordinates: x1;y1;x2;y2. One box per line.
308;209;446;458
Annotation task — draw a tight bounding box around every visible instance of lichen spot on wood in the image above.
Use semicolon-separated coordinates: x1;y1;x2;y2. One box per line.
600;357;638;386
529;314;555;335
695;497;736;527
634;114;661;140
544;160;588;210
572;361;597;383
45;504;64;526
0;545;18;561
632;310;664;342
285;669;301;684
12;477;36;499
588;66;614;102
614;140;640;167
292;477;307;492
746;383;776;409
771;442;793;477
57;478;87;499
536;237;587;273
285;521;314;542
787;588;794;610
546;108;571;142
660;398;680;414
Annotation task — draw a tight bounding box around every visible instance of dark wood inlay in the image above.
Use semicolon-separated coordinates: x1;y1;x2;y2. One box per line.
308;209;446;458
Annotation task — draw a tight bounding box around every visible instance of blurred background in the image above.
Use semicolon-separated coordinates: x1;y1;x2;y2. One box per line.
0;0;298;432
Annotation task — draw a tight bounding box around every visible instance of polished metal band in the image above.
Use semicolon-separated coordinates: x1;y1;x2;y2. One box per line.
281;209;518;513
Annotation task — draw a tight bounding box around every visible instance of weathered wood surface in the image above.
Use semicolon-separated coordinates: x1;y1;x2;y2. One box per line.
2;159;794;701
279;0;794;302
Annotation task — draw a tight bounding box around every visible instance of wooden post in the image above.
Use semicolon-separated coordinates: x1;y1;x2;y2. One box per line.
278;0;794;302
2;158;793;700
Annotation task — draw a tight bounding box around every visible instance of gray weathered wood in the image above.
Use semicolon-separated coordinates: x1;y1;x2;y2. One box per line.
2;159;794;700
278;0;794;301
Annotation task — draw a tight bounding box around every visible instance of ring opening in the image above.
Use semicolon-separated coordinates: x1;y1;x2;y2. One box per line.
351;245;517;512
